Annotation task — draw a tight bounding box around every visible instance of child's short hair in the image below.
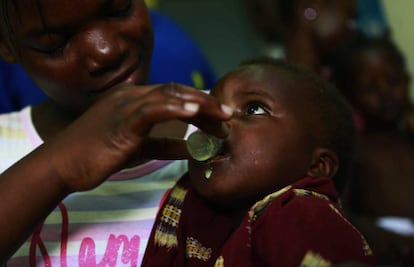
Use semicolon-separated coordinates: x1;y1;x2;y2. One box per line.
238;58;356;194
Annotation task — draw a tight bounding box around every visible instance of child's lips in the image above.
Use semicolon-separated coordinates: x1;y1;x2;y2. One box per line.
210;141;232;163
207;153;229;165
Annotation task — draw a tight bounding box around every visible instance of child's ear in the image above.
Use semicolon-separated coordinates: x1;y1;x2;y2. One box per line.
307;148;338;178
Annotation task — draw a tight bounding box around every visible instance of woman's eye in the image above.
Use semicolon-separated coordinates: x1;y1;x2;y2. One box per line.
46;45;65;54
32;43;66;56
245;103;268;115
29;34;68;56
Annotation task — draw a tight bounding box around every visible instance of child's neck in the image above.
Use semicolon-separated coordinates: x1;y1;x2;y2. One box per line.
209;201;252;228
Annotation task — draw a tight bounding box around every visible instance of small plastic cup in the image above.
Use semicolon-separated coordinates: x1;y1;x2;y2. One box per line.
186;130;224;161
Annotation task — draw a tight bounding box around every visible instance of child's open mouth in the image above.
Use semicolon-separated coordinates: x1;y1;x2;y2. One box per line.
186;130;226;162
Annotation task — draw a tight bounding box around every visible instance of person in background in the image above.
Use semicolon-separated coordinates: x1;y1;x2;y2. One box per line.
0;0;230;265
142;58;375;267
333;36;414;266
241;0;358;81
356;0;389;39
0;8;216;114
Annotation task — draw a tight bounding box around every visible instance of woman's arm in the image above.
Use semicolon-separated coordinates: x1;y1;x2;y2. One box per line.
0;83;231;264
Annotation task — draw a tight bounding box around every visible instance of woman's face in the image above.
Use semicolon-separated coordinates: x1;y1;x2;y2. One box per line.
0;0;153;114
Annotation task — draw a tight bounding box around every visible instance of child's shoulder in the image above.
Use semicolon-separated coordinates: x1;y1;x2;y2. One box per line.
250;178;375;264
254;185;341;224
250;177;339;220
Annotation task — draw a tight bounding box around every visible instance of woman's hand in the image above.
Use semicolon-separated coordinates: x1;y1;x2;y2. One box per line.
48;83;232;193
0;83;232;262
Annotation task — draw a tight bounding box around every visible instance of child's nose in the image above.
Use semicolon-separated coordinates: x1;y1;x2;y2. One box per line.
82;28;126;75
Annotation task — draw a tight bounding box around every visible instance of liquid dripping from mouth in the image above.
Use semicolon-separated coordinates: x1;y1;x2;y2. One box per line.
204;168;213;179
186;130;224;161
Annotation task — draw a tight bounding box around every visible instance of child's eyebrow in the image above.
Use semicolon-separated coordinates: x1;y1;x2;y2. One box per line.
235;89;275;101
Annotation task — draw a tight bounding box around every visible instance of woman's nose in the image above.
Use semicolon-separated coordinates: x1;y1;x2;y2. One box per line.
82;28;127;75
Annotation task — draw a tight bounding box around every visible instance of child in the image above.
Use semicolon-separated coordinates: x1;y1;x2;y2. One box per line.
0;0;231;265
333;37;414;266
333;36;411;133
141;58;376;267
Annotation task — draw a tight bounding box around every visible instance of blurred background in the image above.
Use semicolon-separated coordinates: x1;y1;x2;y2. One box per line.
2;0;414;112
1;1;414;265
149;0;414;99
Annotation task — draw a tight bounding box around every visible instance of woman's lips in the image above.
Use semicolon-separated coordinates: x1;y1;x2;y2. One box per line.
90;68;138;96
123;70;138;84
91;56;142;95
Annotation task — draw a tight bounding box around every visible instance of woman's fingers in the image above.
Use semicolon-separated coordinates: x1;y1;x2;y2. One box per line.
121;83;233;137
53;82;233;189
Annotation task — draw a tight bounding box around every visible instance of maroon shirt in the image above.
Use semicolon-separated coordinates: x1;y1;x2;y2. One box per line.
142;175;376;267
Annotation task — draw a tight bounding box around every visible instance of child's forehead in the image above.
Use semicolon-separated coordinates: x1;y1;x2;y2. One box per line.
233;65;292;82
216;65;315;107
228;65;308;94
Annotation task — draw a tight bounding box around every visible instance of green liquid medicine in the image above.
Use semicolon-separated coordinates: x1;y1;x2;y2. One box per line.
186;130;224;161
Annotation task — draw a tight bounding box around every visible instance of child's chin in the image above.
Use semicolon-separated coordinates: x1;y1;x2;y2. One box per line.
197;190;248;211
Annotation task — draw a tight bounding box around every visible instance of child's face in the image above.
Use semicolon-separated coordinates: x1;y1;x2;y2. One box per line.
0;0;153;114
350;48;410;126
188;66;317;208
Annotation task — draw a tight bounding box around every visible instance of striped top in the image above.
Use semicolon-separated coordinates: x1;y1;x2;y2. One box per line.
1;107;190;267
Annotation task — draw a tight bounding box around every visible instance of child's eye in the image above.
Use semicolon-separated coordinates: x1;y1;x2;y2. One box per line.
245;102;268;115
